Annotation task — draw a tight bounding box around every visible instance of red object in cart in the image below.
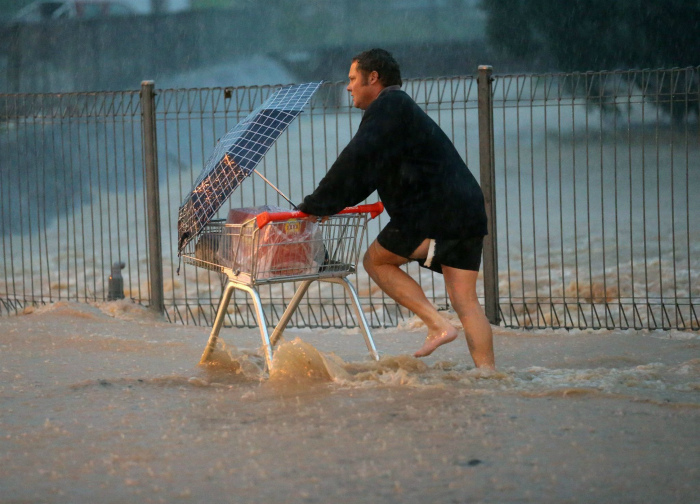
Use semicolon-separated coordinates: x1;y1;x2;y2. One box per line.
220;205;325;279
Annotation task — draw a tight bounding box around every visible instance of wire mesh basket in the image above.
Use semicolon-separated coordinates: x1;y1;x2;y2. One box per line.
181;212;369;285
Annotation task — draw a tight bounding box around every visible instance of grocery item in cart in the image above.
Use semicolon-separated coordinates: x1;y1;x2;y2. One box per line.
217;205;324;278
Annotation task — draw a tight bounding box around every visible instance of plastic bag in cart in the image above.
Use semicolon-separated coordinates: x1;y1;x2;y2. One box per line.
217;205;325;279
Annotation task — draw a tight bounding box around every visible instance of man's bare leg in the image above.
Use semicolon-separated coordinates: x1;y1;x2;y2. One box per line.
363;240;458;354
442;266;495;369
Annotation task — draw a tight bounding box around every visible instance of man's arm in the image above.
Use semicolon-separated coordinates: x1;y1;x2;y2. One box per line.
298;98;403;216
298;140;376;216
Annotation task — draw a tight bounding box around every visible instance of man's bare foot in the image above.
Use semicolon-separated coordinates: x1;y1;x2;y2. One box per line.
413;326;459;357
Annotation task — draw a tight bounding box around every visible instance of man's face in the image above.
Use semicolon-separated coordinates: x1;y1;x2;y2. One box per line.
346;61;380;110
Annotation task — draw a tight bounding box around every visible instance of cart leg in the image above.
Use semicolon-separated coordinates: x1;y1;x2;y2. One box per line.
237;284;274;371
325;277;379;361
269;279;314;347
200;281;236;364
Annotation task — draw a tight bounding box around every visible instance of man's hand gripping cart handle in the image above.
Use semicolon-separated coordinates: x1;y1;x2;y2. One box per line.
254;202;385;228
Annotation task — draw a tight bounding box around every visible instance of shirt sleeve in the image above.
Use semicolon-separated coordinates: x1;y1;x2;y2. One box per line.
298;97;404;216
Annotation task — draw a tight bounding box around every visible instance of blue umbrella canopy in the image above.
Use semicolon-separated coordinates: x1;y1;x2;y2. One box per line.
178;81;323;252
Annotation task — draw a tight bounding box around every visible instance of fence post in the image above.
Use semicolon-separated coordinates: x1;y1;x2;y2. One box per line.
477;65;500;325
140;80;165;315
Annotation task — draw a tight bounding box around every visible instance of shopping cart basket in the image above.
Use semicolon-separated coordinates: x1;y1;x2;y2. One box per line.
181;202;384;371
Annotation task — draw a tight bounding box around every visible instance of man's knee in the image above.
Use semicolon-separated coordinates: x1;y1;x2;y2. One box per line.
443;267;481;310
362;248;375;273
363;242;384;278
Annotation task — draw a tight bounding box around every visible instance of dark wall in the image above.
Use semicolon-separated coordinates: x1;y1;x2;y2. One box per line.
0;3;491;93
1;9;269;92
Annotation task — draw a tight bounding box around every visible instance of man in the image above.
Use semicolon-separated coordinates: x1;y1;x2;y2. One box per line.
298;49;495;369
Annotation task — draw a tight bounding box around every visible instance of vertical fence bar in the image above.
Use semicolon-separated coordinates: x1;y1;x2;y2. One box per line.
477;65;500;325
140;80;164;315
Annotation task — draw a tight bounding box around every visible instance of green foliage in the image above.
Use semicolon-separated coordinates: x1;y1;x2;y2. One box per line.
481;0;700;71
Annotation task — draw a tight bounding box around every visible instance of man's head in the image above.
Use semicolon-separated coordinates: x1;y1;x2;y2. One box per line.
346;48;402;110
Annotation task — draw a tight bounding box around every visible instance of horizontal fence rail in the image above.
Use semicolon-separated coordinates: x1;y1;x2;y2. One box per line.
1;67;698;330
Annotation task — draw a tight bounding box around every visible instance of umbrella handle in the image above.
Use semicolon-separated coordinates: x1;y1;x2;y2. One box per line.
255;202;384;228
253;169;298;210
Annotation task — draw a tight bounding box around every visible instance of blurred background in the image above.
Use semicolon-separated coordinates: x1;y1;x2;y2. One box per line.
1;0;697;93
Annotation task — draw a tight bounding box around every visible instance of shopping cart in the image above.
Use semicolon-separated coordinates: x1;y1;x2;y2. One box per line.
181;202;384;371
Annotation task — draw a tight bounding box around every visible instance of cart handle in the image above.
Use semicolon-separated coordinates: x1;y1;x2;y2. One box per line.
255;202;384;228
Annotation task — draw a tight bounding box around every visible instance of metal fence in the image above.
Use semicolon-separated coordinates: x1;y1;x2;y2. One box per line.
1;66;698;330
0;90;149;309
491;68;699;329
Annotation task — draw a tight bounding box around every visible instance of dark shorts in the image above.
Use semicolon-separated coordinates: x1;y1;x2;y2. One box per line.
376;222;483;274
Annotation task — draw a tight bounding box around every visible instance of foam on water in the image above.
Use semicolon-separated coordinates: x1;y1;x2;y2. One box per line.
95;299;167;323
188;330;700;405
29;300;113;320
202;340;266;382
4;300;698;408
23;299;166;325
268;338;335;383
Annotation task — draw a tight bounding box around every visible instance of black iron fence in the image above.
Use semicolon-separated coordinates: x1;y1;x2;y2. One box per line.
1;66;698;330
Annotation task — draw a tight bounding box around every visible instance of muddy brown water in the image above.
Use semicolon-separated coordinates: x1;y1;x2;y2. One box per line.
1;301;698;503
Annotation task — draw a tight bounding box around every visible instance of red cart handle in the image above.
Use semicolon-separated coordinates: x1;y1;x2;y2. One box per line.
255;202;384;228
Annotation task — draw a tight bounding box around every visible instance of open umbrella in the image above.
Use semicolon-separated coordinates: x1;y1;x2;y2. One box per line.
177;81;323;252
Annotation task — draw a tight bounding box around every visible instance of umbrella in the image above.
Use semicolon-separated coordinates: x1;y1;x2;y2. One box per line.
177;81;323;252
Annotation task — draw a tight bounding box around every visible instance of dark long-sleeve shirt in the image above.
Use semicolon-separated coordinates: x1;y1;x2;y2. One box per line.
298;88;487;240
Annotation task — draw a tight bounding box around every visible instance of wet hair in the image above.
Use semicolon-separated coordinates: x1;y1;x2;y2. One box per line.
352;48;402;87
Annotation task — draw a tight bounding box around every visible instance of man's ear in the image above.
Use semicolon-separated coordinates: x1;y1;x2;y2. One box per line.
369;71;379;85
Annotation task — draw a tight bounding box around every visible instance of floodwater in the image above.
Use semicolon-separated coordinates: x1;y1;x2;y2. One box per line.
1;300;698;503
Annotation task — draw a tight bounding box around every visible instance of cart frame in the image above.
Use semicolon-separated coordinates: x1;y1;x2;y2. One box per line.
180;203;384;371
